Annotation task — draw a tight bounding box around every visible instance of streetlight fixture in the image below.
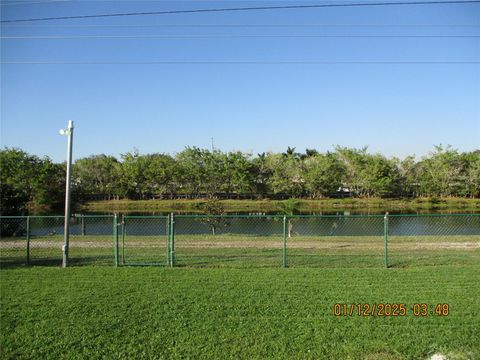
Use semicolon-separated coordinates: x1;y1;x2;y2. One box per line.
59;120;74;267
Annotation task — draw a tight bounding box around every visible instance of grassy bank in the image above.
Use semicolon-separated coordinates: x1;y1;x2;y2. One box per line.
1;266;479;359
81;197;480;213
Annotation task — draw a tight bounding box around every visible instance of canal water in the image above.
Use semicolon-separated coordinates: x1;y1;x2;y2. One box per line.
23;213;480;237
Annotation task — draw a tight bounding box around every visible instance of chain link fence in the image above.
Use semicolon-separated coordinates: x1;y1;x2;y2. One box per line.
0;216;28;267
69;215;117;266
28;216;64;266
387;214;480;268
285;215;385;268
173;215;284;268
0;215;116;267
1;214;478;268
121;216;169;266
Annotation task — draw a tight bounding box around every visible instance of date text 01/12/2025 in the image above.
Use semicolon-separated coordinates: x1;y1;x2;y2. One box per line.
333;303;450;317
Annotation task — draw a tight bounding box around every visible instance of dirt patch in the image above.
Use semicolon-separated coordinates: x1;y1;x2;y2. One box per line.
174;241;479;250
402;242;480;250
1;240;478;250
0;241;111;249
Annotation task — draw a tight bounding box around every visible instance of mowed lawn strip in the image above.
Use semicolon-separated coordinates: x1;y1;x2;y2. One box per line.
1;266;479;359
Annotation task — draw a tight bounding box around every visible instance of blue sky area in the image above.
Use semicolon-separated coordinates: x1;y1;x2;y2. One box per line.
1;0;479;162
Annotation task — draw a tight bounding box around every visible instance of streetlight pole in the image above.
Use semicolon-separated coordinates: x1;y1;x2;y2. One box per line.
60;120;74;268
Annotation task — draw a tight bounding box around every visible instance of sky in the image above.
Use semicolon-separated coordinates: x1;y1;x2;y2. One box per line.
1;0;479;162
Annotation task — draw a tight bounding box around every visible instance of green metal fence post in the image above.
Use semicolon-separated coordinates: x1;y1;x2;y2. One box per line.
26;216;30;266
384;212;389;268
166;214;171;267
170;213;175;267
282;215;287;268
114;214;119;267
121;215;126;266
81;215;86;236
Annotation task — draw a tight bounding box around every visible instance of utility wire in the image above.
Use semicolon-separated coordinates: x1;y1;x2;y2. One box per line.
1;0;68;6
2;34;479;39
2;24;479;27
2;1;479;23
2;61;478;64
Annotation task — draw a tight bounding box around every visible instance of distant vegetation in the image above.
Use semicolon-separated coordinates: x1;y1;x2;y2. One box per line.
0;149;66;214
1;145;479;214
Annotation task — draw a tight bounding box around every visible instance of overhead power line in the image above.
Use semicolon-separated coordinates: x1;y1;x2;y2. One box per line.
2;1;479;23
2;34;479;39
2;24;480;28
2;61;479;64
0;0;68;6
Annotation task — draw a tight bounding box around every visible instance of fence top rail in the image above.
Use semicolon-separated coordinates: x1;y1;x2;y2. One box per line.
124;215;169;219
173;214;285;219
289;213;479;218
0;215;115;219
285;214;385;219
29;215;64;219
1;213;478;220
172;214;381;219
172;213;478;219
388;213;480;217
73;215;115;218
0;215;66;219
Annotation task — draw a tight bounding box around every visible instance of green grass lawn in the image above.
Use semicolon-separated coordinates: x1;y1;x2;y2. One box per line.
1;266;479;359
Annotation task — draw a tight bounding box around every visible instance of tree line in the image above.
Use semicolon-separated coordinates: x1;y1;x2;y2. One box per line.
1;145;479;214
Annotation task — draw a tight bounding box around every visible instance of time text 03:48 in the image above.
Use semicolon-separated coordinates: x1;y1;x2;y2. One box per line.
333;303;450;317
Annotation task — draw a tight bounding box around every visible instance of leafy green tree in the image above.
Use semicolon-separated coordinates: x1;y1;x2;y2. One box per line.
176;148;252;198
304;153;346;198
175;147;207;197
460;150;480;198
361;155;399;197
221;151;255;196
335;146;368;196
0;148;34;214
266;151;304;197
32;159;65;209
0;148;65;213
74;155;120;199
117;150;151;199
417;145;464;197
335;147;398;197
2;145;480;209
0;183;29;215
397;156;418;197
143;153;177;199
302;148;319;159
199;198;229;235
251;153;273;198
202;150;228;198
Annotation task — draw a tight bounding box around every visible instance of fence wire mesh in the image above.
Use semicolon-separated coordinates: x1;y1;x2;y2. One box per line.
1;214;479;268
0;215;116;267
121;216;169;266
0;217;27;267
69;216;116;266
29;216;64;266
173;215;283;268
387;214;480;268
285;215;385;268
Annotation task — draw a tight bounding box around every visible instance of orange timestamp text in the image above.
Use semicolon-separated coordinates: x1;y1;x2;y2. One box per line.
333;303;450;317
